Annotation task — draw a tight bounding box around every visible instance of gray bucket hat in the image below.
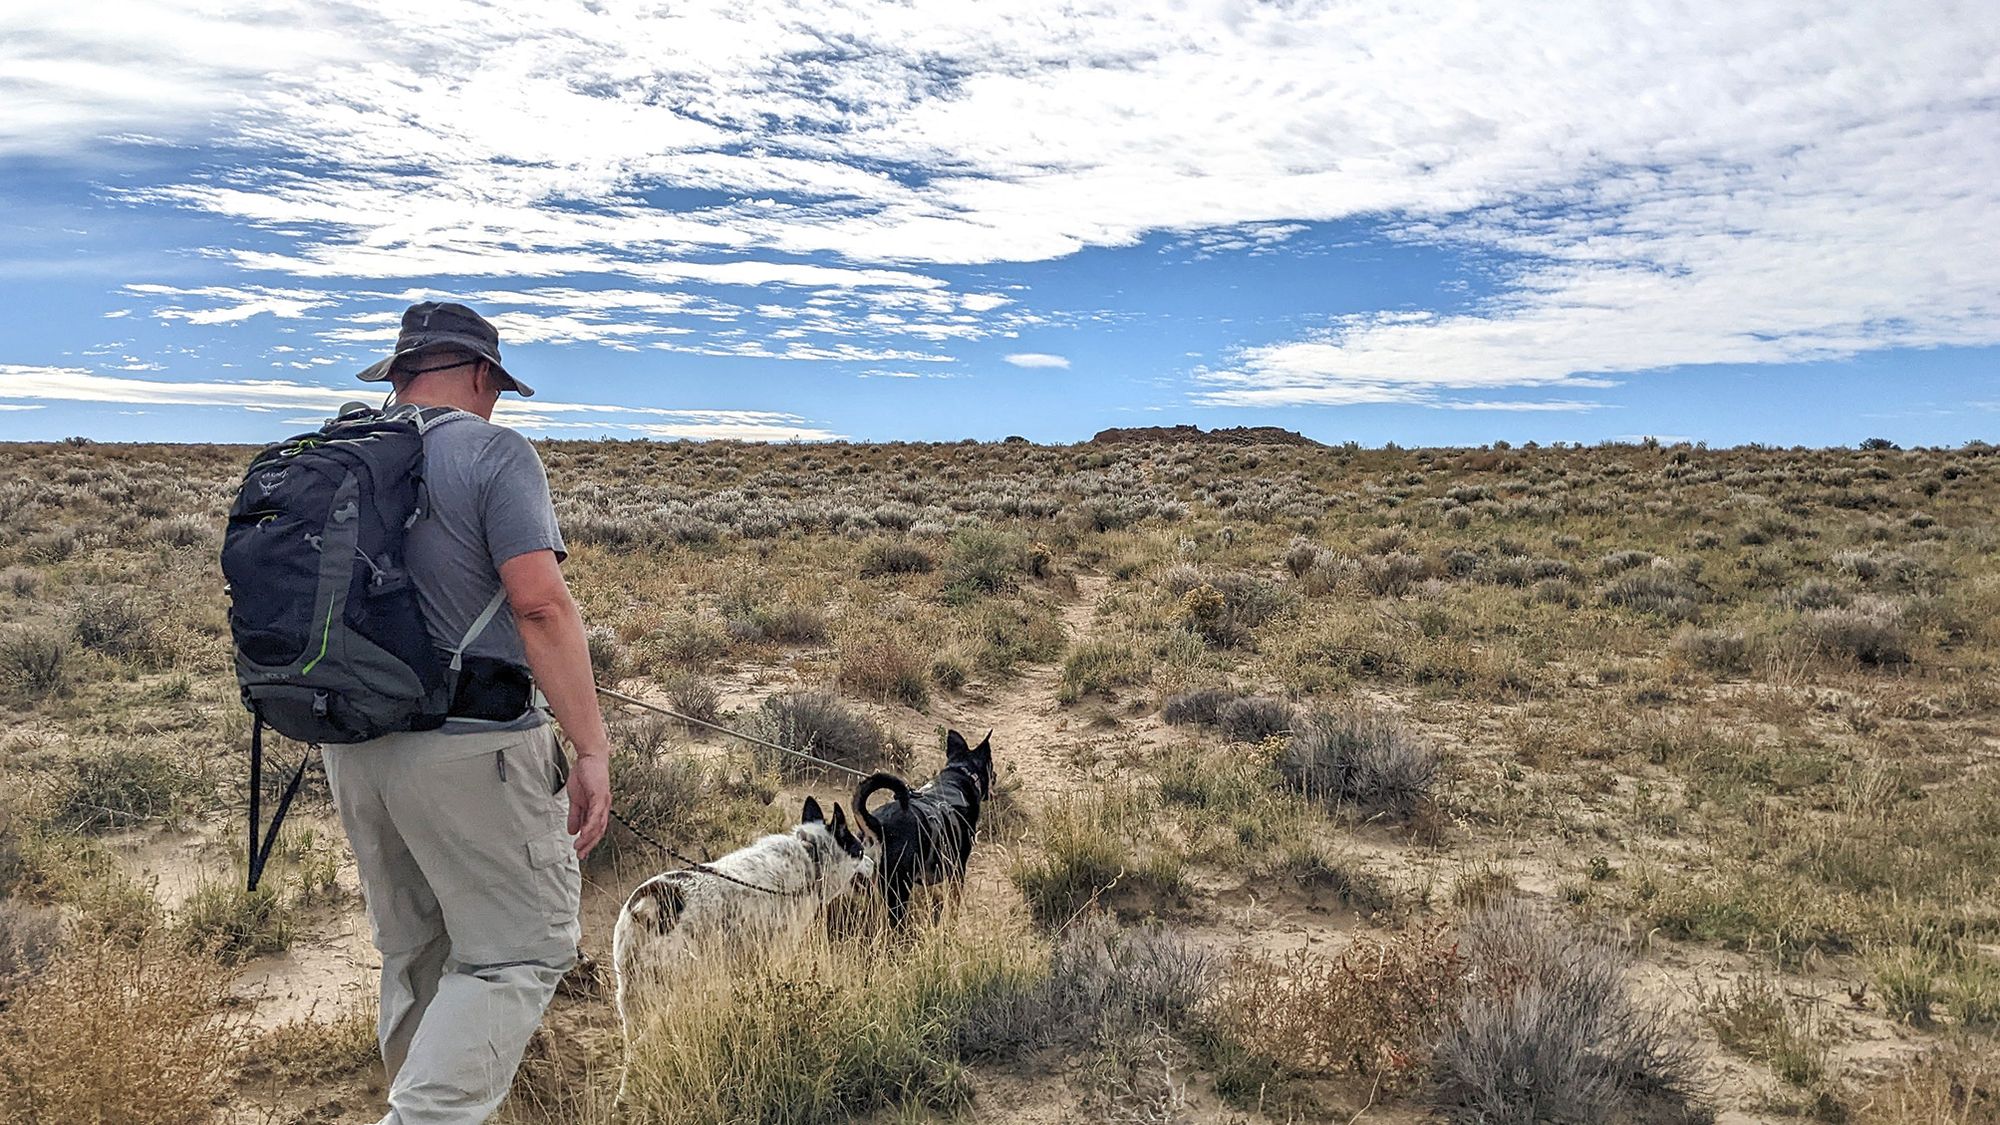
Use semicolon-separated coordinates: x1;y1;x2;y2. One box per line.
355;300;534;397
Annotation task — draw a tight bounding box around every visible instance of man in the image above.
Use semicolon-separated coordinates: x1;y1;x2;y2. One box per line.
322;299;612;1124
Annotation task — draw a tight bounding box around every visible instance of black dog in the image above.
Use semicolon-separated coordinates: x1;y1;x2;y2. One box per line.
852;729;994;925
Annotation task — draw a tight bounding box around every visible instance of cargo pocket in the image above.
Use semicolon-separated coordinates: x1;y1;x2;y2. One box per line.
528;829;581;931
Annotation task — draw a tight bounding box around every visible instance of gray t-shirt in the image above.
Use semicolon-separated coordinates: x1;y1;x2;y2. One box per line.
407;411;565;727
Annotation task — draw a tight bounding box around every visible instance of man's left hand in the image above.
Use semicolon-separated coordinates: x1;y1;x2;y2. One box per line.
566;751;611;858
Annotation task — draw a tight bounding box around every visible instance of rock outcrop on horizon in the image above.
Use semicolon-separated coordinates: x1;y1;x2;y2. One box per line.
1086;424;1320;446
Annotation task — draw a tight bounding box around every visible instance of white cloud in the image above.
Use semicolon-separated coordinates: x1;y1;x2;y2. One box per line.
6;1;2000;404
1004;353;1070;369
125;283;338;324
1432;399;1607;412
0;365;839;441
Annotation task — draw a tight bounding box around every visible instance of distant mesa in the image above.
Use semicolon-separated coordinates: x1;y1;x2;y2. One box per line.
1087;424;1320;447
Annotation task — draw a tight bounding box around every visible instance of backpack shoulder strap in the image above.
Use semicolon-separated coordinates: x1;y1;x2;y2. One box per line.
447;587;510;674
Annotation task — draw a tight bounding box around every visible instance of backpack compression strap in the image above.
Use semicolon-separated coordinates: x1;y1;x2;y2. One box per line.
246;713;315;893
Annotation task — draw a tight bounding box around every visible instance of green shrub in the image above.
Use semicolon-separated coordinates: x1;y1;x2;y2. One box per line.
1057;639;1143;703
858;540;934;577
176;879;297;964
0;629;70;701
43;743;209;833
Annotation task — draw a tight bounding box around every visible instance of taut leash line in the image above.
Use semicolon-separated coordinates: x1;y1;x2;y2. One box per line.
607;808;796;897
593;683;871;780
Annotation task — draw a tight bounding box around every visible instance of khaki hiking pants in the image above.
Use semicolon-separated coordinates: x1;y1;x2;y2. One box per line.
323;723;582;1125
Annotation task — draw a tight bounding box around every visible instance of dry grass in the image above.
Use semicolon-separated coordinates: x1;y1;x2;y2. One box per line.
3;435;1999;1119
1211;924;1466;1089
616;906;1043;1124
0;937;245;1123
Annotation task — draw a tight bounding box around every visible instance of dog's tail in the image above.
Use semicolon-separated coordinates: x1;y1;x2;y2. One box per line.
852;771;912;842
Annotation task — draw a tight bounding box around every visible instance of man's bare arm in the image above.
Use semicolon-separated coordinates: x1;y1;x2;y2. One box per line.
499;549;611;857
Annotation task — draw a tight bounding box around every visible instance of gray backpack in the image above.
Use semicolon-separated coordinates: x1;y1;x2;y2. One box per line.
222;403;502;888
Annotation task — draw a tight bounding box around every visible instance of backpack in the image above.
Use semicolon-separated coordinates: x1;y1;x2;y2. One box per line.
221;401;504;889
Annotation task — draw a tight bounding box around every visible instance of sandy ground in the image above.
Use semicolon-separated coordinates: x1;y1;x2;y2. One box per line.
149;568;1895;1123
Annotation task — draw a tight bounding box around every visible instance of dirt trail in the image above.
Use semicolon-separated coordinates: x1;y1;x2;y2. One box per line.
951;573;1114;805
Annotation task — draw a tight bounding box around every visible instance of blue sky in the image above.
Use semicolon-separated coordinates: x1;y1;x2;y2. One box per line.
2;2;1996;445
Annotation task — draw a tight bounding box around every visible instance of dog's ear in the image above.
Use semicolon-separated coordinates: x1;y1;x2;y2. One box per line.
829;803;864;856
946;729;970;759
974;730;993;759
801;795;825;824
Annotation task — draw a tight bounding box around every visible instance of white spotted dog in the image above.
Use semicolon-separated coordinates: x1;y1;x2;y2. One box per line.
611;797;872;1053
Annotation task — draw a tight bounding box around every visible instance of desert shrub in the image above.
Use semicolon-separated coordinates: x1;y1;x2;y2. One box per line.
1781;580;1850;611
1283;537;1323;578
1057;639;1144;703
837;632;930;708
1364;552;1427;596
961;915;1213;1059
0;902;62;993
743;603;830;644
1797;600;1911;665
1670;626;1753;675
1278;709;1441;817
0;628;69;701
631;614;732;671
1010;788;1182;927
751;691;900;780
1488;556;1577;587
68;591;160;664
1848;1044;2000;1125
146;515;215;551
1011;796;1128;927
0;938;244;1122
176;879;297;963
963;598;1066;674
1162;686;1240;726
1212;924;1466;1089
585;625;626;681
1432;900;1709;1124
3;569;38;598
593;746;711;868
42;743;209;833
1603;571;1703;622
1170;569;1290;648
942;527;1026;598
1215;695;1294;742
614;708;680;759
1298;552;1355;596
23;529;76;564
1698;974;1835;1091
1600;549;1657;575
241;1002;378;1084
1530;578;1582;607
657;669;721;725
858;539;934;577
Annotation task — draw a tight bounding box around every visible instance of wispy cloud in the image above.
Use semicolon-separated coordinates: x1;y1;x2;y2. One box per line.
6;1;1999;412
1004;353;1070;370
0;365;842;440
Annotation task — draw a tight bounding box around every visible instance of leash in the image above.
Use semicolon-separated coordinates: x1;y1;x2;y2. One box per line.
593;683;867;897
593;684;871;780
607;808;799;897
